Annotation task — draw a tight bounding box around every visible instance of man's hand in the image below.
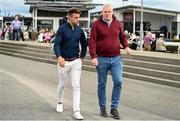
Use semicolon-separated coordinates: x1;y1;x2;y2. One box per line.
58;56;65;67
92;58;98;66
125;47;132;55
80;58;84;62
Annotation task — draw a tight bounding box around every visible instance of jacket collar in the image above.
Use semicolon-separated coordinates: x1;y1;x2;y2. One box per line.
100;15;116;24
67;22;78;30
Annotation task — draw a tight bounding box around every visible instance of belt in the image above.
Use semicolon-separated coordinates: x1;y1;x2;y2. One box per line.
64;57;79;61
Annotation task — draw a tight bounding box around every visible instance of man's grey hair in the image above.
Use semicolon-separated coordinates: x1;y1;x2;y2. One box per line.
102;4;113;11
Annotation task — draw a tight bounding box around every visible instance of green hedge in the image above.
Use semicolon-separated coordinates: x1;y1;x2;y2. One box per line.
166;46;178;53
172;39;180;42
165;39;179;53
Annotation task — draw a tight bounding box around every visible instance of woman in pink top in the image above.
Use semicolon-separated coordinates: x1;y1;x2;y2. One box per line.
44;29;52;43
0;28;2;40
144;32;153;51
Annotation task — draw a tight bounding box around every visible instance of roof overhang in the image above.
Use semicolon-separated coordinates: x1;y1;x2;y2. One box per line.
114;5;179;16
91;5;179;16
25;0;102;12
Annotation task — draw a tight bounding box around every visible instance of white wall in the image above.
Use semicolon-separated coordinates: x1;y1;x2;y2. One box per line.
36;17;88;31
177;13;180;22
37;17;61;31
177;14;180;36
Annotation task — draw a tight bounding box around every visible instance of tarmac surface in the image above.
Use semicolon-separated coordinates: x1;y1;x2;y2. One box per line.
0;54;180;120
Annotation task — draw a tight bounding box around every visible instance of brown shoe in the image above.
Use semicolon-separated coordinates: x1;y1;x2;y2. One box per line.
100;108;108;117
110;108;120;119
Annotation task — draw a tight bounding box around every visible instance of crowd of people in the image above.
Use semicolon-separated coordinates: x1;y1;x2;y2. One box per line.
0;15;168;53
125;30;167;52
0;15;56;43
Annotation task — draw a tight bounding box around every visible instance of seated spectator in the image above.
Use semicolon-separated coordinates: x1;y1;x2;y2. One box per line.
131;33;138;50
9;26;13;40
144;32;153;51
44;29;52;43
31;29;38;41
4;26;10;40
50;29;55;39
38;29;45;43
0;28;2;40
156;34;166;52
23;30;29;41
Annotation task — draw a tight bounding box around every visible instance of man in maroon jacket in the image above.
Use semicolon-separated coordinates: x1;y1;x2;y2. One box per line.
89;4;131;119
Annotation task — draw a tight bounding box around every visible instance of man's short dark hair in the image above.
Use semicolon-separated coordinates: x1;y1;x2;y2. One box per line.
14;15;18;18
68;8;81;16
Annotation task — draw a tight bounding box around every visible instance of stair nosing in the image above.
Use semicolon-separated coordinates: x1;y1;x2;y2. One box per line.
0;44;50;51
123;58;180;68
0;47;50;56
124;65;180;75
123;71;180;84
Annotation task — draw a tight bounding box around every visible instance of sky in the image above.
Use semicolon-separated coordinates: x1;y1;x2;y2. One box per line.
0;0;180;17
0;0;31;17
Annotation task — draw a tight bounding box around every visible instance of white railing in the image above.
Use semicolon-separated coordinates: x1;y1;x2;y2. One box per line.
164;42;180;54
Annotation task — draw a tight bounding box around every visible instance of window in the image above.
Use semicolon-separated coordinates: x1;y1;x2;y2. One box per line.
37;20;53;30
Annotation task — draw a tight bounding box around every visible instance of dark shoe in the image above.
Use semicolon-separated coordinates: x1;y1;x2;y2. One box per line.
110;108;120;119
100;108;108;117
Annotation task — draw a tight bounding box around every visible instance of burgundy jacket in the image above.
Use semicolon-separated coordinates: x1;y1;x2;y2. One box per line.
89;15;128;59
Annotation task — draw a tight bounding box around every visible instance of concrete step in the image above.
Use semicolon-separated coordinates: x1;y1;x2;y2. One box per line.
123;58;180;73
0;50;55;64
2;45;180;81
2;41;179;66
82;59;92;66
124;65;180;81
83;57;180;75
0;41;50;50
1;41;180;88
0;44;50;54
85;54;180;66
82;62;180;82
121;54;180;66
0;47;50;59
123;72;180;88
1;50;180;88
81;65;180;88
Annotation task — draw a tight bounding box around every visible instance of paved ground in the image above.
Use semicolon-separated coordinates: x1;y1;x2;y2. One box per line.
0;54;180;120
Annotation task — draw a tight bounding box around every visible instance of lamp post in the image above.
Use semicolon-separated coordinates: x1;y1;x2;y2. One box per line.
140;0;144;51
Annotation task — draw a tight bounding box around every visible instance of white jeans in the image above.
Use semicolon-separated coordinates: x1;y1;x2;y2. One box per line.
57;58;82;112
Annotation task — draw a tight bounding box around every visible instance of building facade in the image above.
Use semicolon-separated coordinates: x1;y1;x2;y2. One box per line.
91;5;180;39
24;0;101;31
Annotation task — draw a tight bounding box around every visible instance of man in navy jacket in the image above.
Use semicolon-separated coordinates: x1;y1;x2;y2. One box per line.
54;8;87;120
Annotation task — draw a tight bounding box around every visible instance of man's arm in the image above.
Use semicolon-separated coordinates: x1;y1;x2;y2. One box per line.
119;25;128;49
54;27;63;58
119;23;132;55
89;22;97;59
54;27;66;67
80;30;87;59
89;21;99;66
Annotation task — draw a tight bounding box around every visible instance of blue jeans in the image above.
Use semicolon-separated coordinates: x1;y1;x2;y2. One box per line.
13;29;20;41
96;56;123;109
